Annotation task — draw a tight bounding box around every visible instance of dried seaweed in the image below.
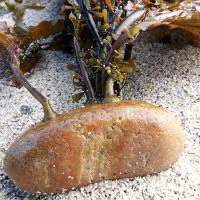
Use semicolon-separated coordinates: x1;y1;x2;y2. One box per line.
1;0;200;105
64;0;200;102
0;27;57;120
18;19;66;73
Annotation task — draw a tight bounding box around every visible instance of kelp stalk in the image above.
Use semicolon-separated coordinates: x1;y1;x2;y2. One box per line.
103;76;121;103
73;37;96;102
103;33;129;68
76;0;102;58
7;64;57;121
124;43;133;61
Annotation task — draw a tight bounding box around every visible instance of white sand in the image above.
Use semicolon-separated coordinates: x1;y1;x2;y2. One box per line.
0;0;200;199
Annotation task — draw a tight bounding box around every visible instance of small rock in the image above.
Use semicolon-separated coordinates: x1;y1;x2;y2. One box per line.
20;105;33;115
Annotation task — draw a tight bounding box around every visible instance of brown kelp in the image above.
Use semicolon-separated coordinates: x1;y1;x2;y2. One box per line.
1;0;199;102
64;0;200;103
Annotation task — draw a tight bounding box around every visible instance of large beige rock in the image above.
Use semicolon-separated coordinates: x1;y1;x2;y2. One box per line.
4;101;184;194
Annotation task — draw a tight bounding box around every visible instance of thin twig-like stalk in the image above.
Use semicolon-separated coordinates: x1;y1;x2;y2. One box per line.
103;33;128;68
7;64;57;121
124;43;133;61
73;37;96;103
76;0;102;58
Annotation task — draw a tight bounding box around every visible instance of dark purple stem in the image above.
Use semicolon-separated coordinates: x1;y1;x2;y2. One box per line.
73;37;96;102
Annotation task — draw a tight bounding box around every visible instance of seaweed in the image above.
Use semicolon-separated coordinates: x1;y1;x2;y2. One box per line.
17;19;66;73
1;0;200;107
64;0;200;102
0;28;57;120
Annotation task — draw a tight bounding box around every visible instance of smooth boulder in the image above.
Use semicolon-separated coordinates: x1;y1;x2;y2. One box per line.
4;101;185;194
